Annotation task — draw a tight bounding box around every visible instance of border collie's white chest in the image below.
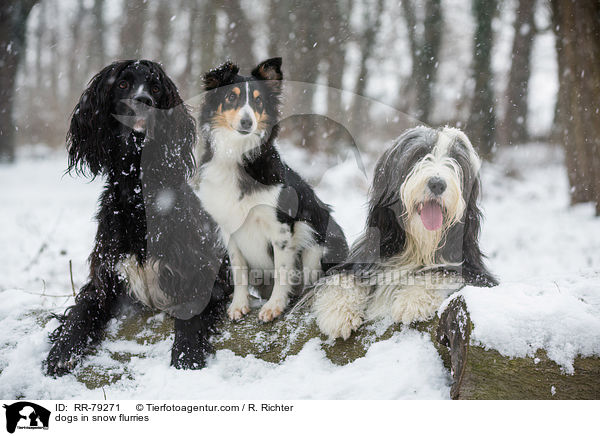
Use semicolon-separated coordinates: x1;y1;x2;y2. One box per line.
197;158;283;269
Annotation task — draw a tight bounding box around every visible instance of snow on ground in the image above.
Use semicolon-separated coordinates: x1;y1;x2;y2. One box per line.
1;141;599;399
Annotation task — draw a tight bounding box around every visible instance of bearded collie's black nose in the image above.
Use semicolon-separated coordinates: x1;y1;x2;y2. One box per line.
428;177;447;196
240;116;253;131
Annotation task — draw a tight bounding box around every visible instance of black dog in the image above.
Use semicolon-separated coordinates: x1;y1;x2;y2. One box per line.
45;60;231;376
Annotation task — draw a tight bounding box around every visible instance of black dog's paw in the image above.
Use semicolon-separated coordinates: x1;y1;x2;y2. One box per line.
45;321;87;377
170;337;213;370
45;342;81;377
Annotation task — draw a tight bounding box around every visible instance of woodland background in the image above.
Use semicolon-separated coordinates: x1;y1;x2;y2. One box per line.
0;0;599;213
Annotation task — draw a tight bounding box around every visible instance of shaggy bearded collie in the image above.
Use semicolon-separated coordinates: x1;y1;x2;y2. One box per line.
313;126;497;340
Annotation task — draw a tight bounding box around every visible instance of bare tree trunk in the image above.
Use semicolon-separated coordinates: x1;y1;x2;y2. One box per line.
180;0;200;95
68;0;86;106
282;0;325;151
325;0;350;121
34;0;44;90
420;0;442;123
221;0;255;69
48;2;59;106
468;0;497;160
90;0;106;73
155;0;172;66
350;0;384;139
199;0;218;79
267;0;290;59
322;0;352;148
400;0;442;123
0;0;38;161
119;0;148;59
551;0;600;214
503;0;535;145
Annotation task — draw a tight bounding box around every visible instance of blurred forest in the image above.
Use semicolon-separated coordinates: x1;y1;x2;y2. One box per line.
0;0;599;213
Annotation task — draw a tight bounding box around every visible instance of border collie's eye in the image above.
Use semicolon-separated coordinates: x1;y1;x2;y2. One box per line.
255;96;262;105
227;93;237;103
151;85;160;94
118;80;128;89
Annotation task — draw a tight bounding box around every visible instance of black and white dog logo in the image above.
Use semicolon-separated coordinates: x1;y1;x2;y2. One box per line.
3;402;50;433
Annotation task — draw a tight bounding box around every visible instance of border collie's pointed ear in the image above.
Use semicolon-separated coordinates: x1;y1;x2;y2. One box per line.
251;57;283;81
203;61;239;90
67;62;120;177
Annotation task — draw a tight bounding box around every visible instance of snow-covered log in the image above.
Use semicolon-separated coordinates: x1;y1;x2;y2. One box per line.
437;296;600;400
73;293;599;399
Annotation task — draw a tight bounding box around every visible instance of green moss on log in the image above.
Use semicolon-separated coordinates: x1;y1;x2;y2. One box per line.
73;305;439;388
457;347;600;399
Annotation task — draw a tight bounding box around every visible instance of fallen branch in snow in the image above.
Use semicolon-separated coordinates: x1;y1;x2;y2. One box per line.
65;296;600;399
436;296;600;399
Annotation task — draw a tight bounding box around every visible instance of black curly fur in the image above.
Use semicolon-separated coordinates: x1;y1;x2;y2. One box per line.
45;60;232;376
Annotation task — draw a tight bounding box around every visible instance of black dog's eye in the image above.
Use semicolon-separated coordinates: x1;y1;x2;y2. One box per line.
151;85;161;94
118;80;129;89
226;93;237;103
255;96;262;106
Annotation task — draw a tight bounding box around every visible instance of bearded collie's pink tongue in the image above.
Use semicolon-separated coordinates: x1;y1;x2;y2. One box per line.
420;201;443;231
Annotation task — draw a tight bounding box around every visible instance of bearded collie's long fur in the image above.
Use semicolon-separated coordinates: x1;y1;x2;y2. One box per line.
45;60;231;375
195;57;348;323
313;126;497;340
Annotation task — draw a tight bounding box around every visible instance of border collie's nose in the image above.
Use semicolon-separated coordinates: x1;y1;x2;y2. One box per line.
240;116;253;131
428;177;447;196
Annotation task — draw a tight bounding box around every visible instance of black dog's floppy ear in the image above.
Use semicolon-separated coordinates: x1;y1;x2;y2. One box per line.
203;61;239;90
252;57;283;81
153;68;198;180
67;62;120;177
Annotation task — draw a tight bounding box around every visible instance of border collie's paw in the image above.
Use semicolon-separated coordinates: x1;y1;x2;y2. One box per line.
313;275;369;340
390;287;445;324
171;338;211;370
227;298;250;321
258;297;286;322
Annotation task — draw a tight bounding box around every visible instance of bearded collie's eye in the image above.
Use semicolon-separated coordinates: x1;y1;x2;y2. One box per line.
227;92;237;103
151;85;161;94
118;80;129;89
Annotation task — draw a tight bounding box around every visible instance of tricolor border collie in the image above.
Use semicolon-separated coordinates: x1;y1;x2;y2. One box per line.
45;60;231;376
195;57;348;322
313;126;497;340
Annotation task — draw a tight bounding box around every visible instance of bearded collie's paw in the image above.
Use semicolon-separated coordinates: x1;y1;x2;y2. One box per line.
390;287;446;324
313;274;369;340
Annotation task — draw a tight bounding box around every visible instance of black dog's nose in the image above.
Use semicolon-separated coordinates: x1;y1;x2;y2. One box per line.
134;95;153;107
428;177;447;196
240;117;253;131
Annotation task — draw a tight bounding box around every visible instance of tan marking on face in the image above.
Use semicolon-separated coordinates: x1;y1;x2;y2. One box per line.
255;111;270;131
253;89;260;99
232;87;241;96
212;107;243;131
